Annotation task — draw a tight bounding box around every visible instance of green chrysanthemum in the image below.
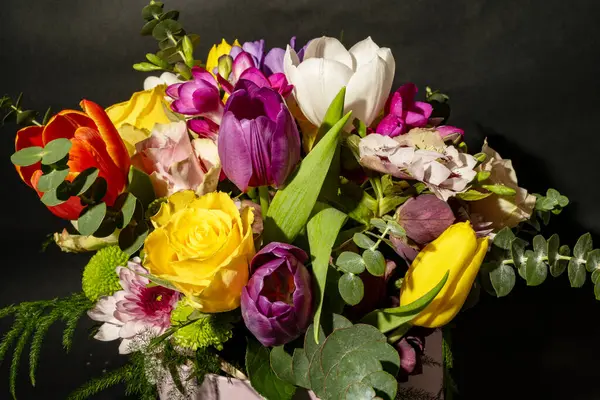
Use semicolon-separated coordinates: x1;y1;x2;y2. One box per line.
82;246;130;301
171;300;233;351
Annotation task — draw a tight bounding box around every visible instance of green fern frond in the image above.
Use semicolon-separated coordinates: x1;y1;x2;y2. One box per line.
0;316;27;365
10;316;38;400
67;365;130;400
29;310;60;386
0;305;17;319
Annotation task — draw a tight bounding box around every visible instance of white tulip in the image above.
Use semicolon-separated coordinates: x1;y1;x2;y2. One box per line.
284;36;395;128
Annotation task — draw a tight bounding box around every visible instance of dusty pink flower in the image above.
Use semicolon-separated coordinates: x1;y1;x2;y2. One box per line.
132;121;221;197
88;258;179;354
397;194;455;244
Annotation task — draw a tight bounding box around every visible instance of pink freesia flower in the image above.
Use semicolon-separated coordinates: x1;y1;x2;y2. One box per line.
132;121;221;197
376;83;433;137
88;258;179;354
166;67;224;123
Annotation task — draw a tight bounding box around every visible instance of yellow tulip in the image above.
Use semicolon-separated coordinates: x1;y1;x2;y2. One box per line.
400;222;489;327
143;191;255;313
206;38;241;76
106;85;175;155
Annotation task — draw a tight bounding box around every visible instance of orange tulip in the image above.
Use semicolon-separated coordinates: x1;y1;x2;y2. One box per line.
14;100;130;220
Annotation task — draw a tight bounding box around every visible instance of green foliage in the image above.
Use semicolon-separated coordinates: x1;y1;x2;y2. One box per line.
524;188;570;230
82;246;129;301
0;293;93;398
0;93;44;128
246;339;296;400
170;301;234;351
268;315;400;400
338;272;364;305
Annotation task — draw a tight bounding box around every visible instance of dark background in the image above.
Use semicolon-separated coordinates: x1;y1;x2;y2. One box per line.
1;0;600;398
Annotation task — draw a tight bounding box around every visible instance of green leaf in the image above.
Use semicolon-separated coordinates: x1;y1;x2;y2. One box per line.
586;249;600;273
568;259;586;288
547;234;560;266
511;238;528;273
161;10;180;21
263;103;351;243
482;184;516;196
36;169;69;192
476;170;491;182
114;193;138;229
473;152;486;163
524;256;547;286
558;195;569;207
456;189;492;201
386;220;406;236
16;110;37;125
362;249;385;276
360;371;397;400
292;349;310;389
133;62;163;72
353;118;367;138
336;252;365;274
494;227;516;250
142;4;163;20
574;233;593;259
141;19;159;35
137;270;179;292
270;346;295;385
314;87;346;147
592;269;600;285
182;36;194;67
41;138;72;165
489;263;516;297
118;221;149;256
70;168;99;196
370;218;387;233
40;182;70;206
146;53;169;69
128;166;156;208
246;339;296;400
594;282;600;301
10;146;43;166
152;19;182;41
338;273;364;306
533;235;547;257
353;232;375;249
361;271;449;333
42;107;52;125
77;203;107;236
306;203;347;343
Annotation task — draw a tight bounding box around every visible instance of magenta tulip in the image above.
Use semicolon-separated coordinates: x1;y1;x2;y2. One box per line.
241;243;313;347
217;79;301;192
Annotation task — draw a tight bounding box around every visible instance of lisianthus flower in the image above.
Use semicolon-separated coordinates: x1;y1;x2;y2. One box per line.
359;128;478;201
88;258;179;354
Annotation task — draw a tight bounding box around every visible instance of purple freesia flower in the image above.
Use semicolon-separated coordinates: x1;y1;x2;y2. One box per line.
241;242;313;347
230;37;307;76
217;79;301;191
376;83;433;137
166;67;224;123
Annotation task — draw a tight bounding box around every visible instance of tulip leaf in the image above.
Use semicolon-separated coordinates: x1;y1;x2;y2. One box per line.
128;166;156;208
568;259;586;288
573;233;593;259
270;346;295;385
363;249;386;277
482;184;516;196
353;233;375;249
264;102;352;243
307;203;347;343
77;203;107;236
10;146;44;167
246;339;296;400
338;273;364;306
360;271;449;333
36;169;69;192
586;249;600;273
41;138;72;165
336;252;365;274
314;87;346;147
550;245;570;277
489;263;516;298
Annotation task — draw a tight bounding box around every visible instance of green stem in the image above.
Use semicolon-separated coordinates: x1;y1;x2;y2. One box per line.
364;230;396;252
502;254;573;266
370;227;390;251
10;105;42;126
258;186;270;216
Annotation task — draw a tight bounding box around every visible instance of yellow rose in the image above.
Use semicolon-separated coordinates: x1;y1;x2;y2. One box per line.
143;191;255;312
206;38;241;76
106;85;175;155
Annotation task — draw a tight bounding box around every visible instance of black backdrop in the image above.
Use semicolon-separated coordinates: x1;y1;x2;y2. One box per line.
1;0;600;399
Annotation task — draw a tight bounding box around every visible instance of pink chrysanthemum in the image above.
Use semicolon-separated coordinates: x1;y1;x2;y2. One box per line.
88;257;179;354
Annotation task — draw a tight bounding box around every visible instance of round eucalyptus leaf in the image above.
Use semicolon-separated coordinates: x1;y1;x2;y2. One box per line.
41;138;72;165
152;19;183;41
140;19;159;35
568;259;586;288
142;4;163;20
114;193;138;229
290;348;309;389
592;269;600;285
586;248;600;273
77;203;107;236
338;273;364;306
493;227;515;250
324;353;381;399
353;233;375;249
573;233;593;259
92;216;118;238
308;353;326;399
595;281;600;301
10;146;43;167
161;10;180;21
550;245;570;277
547;234;560;265
532;235;547;257
41;188;67;207
270;346;295;385
361;371;398;400
386;220;405;237
363;249;386;277
370;218;387;233
36;169;69;192
118;220;149;256
511;238;527;271
16;110;37;126
344;382;376;400
489;263;515;298
70;167;99;196
525;256;547;286
336;252;365;274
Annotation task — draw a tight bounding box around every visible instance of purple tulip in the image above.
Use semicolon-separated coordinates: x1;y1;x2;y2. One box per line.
376;83;433;137
166;67;224;123
397;194;455;244
241;242;313;347
217;79;301;192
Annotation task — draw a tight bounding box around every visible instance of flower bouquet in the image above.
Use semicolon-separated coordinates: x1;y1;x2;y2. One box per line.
1;2;598;399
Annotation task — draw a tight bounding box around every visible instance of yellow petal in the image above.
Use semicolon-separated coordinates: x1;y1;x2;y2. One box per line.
106;86;172;132
151;190;197;228
206;38;241;76
115;124;151;156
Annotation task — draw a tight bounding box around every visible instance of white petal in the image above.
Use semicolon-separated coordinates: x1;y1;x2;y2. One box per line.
377;47;396;77
425;160;452;185
119;339;134;355
388;147;415;167
349;37;380;69
291;58;353;127
344;48;395;126
94;323;121;341
160;72;181;86
303;37;354;70
120;321;147;338
143;76;163;91
88;296;119;324
359;134;399;157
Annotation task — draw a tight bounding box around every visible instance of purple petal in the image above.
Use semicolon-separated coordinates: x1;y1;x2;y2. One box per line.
396;338;418;374
270;105;301;187
398;194;455;244
191;86;223;115
188;118;219;140
256;295;273;316
390;235;421;264
241;289;276;346
238;67;271;89
232;52;257;82
242;40;266;67
387;91;404;116
191;67;217;88
254;86;285;122
217;73;234;95
263;47;286;75
229;45;243;60
412;101;433;119
253;243;309;267
291;263;312;330
218;111;253;191
268;73;294;98
225;86;266;121
270;301;292;317
242;116;275;187
166;83;183;100
398;83;418;107
376;114;405;137
404;109;429;127
437;125;465;138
